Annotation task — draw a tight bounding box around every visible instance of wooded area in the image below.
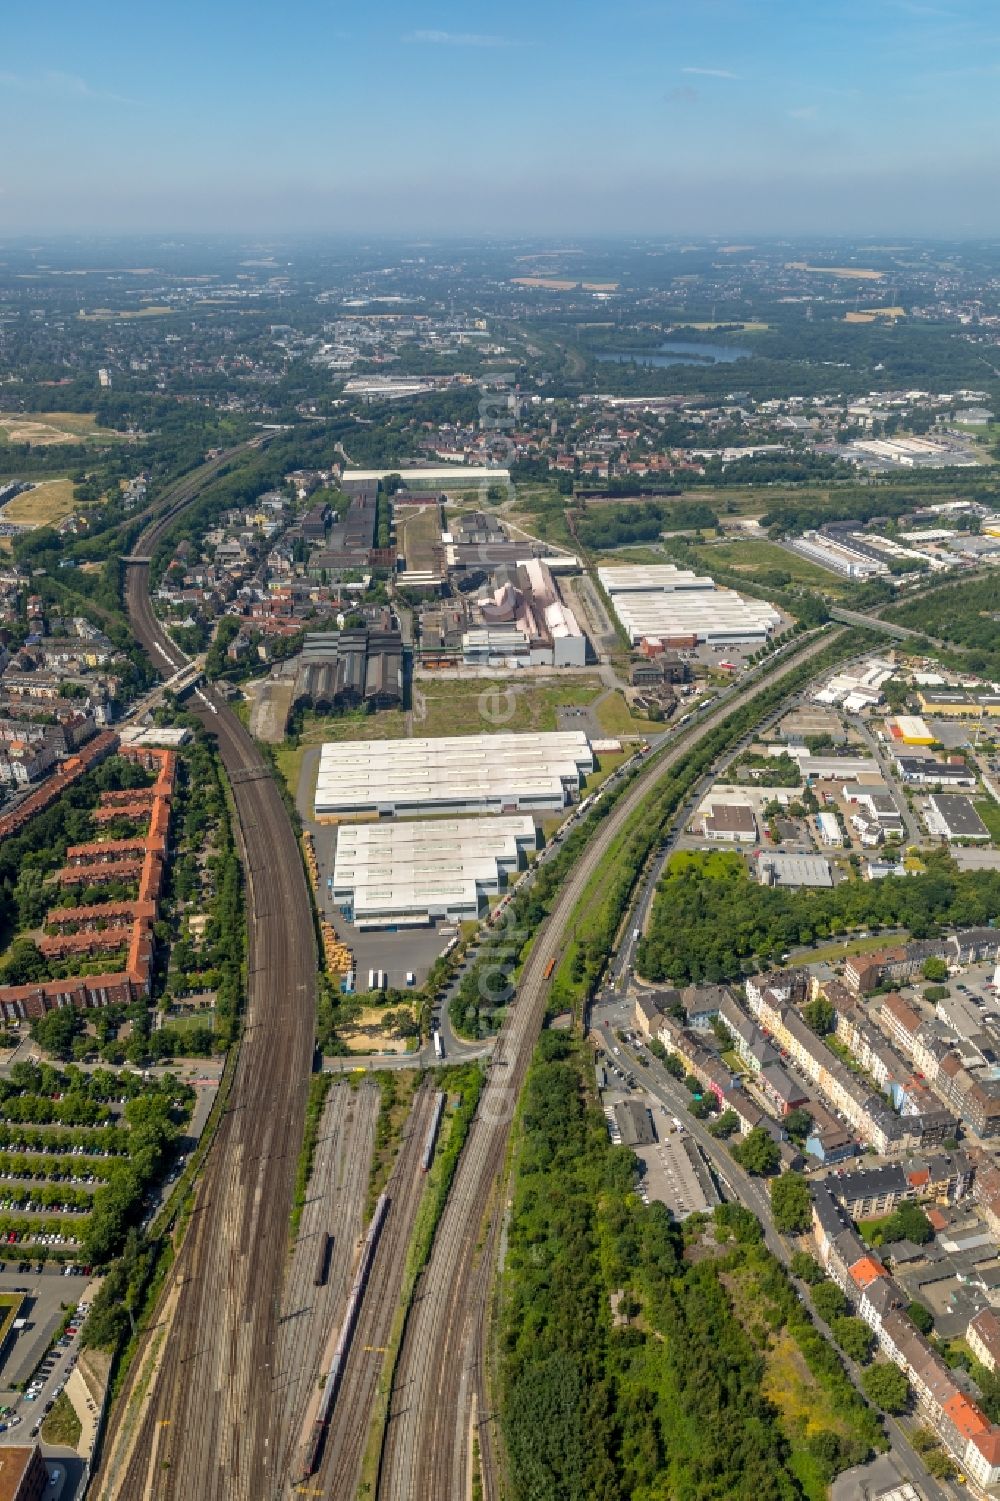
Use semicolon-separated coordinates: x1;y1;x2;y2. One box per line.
500;1034;884;1500
638;849;1000;984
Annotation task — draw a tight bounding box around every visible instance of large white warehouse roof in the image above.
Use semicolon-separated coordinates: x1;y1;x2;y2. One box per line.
597;564;781;645
332;816;537;927
597;563;715;594
315;731;594;819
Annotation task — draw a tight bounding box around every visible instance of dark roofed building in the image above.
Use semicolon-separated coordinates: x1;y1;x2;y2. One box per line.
703;803;757;843
294;628;403;712
615;1100;656;1147
828;1164;909;1218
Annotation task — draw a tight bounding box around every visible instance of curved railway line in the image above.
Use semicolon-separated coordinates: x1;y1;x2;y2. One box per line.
92;450;317;1501
377;625;847;1501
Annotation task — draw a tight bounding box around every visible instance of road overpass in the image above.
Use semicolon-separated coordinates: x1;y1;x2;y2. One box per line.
829;603;941;643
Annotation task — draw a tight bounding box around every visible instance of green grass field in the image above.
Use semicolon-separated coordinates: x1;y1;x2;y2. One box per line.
693;538;849;592
975;799;1000;842
40;1390;82;1447
0;1291;23;1349
798;933;900;965
413;675;598;736
0;412;120;446
594;690;656;737
78;305;175;321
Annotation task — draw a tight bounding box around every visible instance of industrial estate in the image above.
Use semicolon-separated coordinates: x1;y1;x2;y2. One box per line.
1;230;1000;1501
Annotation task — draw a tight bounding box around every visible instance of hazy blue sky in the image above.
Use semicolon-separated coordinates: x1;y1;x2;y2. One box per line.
3;0;1000;234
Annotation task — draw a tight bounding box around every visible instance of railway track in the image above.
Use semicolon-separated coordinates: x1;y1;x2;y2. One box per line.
307;1083;437;1501
378;626;846;1501
92;451;317;1501
271;1080;380;1483
117;437;269;553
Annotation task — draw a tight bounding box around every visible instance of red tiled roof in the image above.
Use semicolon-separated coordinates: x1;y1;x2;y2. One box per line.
943;1391;989;1439
970;1428;1000;1464
849;1255;887;1289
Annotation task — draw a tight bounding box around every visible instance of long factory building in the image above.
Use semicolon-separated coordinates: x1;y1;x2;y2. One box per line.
597;564;782;646
314;730;594;819
332;815;537;926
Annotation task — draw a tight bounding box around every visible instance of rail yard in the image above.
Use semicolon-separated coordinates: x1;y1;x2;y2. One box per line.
92;455;319;1501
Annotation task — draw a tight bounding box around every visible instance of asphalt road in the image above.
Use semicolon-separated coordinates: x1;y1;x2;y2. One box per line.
592;1005;958;1501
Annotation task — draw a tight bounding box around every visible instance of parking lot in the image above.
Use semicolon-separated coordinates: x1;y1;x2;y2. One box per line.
0;1265;90;1396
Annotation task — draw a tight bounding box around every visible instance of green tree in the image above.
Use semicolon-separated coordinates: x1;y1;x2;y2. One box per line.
907;1300;934;1335
784;1107;813;1145
862;1362;909;1413
30;1009;81;1061
811;1282;848;1323
831;1315;874;1364
790;1250;825;1285
709;1108;739;1139
770;1172;812;1233
882;1201;933;1246
803;997;835;1036
922;957;948;983
730;1126;780;1176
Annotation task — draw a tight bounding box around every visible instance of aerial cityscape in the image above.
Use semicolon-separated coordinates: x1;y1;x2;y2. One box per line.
3;4;1000;1501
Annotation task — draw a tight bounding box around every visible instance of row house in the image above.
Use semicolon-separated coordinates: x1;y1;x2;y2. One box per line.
846;929;1000;995
759;1062;809;1116
828;989;909;1091
811;1182;1000;1492
874;993;1000;1139
0;730;117;842
968;1309;1000;1374
656;1016;736;1107
803;1099;857;1165
728;1087;767;1136
752;985;954;1154
827;1155;972;1220
973;1161;1000;1240
0;746;175;1023
744;967;809;1013
829;1164;909;1219
718;993;761;1064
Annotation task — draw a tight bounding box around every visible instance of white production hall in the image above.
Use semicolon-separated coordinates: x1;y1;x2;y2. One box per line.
314;730;594;819
597;563;782;645
331;815;538;926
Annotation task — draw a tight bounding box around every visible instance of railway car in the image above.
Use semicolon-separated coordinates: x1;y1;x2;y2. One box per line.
314;1230;332;1288
543;957;556;980
295;1193;391;1482
421;1092;445;1173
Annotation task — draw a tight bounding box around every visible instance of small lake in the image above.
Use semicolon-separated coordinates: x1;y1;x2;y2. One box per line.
595;338;749;368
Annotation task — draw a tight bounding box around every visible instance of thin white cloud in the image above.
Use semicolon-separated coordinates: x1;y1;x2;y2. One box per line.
788;105;819;120
404;29;510;48
0;69;139;106
681;66;738;79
